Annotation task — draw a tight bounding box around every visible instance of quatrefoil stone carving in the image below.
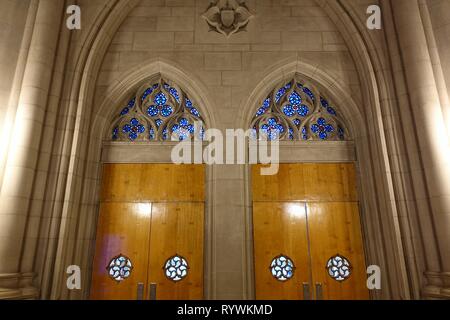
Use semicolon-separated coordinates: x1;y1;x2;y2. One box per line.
202;0;253;37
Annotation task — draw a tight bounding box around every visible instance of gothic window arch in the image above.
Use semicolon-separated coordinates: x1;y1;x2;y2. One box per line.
110;77;206;142
251;77;349;141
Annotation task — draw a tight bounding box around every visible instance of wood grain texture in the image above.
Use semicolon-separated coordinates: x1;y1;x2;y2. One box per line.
90;202;151;300
252;163;367;300
307;202;369;300
91;164;205;300
252;163;358;202
101;164;205;202
253;202;310;300
148;203;204;300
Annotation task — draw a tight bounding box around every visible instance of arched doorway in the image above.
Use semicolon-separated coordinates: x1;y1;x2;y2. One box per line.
249;77;369;300
89;77;208;300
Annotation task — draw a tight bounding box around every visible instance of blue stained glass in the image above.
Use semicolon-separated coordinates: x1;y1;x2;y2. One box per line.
107;255;133;282
162;127;169;141
185;98;193;108
149;127;155;140
199;127;205;140
261;118;285;140
164;255;189;282
289;91;302;106
311;118;334;140
320;97;329;108
288;127;294;140
297;83;316;101
338;126;345;140
171;118;195;141
161;105;173;117
270;255;295;281
256;98;271;117
275;88;286;103
293;119;301;126
120;107;130;116
155;119;163;128
127;98;136;108
304;89;315;101
297;105;309;117
141;87;154;102
170;88;180;102
302;126;308;140
120;98;136;116
164;83;180;103
112;127;119;140
122;118;145;141
147;106;159;117
327;107;337;116
283;105;295;117
190;108;201;118
154;92;167;106
275;83;292;103
256;107;267;116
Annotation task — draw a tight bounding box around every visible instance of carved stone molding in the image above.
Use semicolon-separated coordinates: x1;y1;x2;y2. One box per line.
0;273;38;300
202;0;253;37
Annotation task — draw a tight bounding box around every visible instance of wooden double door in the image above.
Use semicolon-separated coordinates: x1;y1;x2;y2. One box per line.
252;163;369;300
90;164;204;300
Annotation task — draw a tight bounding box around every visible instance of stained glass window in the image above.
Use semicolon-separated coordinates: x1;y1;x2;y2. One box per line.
326;254;352;281
107;254;133;282
251;78;348;141
270;255;295;281
164;255;189;282
110;78;206;142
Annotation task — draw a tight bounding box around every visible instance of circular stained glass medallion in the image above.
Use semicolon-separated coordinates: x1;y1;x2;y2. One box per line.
326;254;352;281
107;254;133;282
164;255;189;282
270;255;295;281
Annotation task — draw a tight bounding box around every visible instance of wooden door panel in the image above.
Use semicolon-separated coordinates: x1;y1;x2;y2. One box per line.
90;202;151;300
101;164;205;202
148;202;204;300
252;163;358;202
253;202;310;300
307;202;369;300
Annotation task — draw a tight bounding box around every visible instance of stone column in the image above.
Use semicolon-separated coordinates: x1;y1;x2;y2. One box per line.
0;0;64;299
392;0;450;298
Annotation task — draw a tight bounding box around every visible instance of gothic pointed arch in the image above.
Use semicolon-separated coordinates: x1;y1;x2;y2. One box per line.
250;76;350;142
109;76;206;142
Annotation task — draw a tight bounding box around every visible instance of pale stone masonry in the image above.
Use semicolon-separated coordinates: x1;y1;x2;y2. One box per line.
0;0;449;300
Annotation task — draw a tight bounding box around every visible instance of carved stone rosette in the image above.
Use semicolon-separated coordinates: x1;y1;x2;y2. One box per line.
202;0;253;37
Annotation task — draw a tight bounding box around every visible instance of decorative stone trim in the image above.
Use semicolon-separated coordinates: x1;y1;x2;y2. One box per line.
202;0;253;37
0;273;38;300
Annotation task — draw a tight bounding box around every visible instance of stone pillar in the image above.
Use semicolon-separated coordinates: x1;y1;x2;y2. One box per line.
392;0;450;298
425;0;450;136
0;0;64;299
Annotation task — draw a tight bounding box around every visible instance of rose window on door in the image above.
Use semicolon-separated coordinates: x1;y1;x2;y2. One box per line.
107;254;133;282
326;254;352;281
164;255;189;282
270;255;295;281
